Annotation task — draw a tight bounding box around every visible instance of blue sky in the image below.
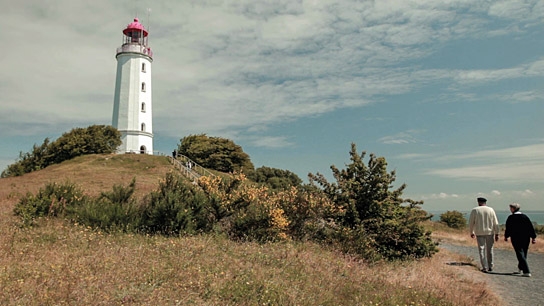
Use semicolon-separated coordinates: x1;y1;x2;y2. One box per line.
1;0;542;212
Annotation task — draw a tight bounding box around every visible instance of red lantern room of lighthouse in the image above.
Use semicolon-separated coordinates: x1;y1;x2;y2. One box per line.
117;18;153;57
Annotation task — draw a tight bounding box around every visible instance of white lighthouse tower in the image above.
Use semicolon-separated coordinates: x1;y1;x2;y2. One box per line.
112;17;153;154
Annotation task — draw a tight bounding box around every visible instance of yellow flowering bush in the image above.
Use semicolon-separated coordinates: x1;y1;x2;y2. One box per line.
197;173;290;242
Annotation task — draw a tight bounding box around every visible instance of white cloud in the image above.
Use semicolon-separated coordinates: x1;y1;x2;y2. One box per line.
247;136;294;148
400;143;544;183
497;90;542;103
426;162;544;182
516;189;537;199
379;129;425;145
435;143;544;162
417;192;460;201
488;0;533;19
396;153;433;160
454;67;524;84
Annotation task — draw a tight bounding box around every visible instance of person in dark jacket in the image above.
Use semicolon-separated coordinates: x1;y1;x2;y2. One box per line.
504;202;537;277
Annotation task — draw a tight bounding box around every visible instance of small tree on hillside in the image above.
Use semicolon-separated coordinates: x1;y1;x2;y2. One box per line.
440;210;466;229
248;166;302;190
308;143;437;260
48;125;121;164
177;134;254;173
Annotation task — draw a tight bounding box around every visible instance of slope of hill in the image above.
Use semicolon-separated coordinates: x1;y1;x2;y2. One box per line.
0;154;172;201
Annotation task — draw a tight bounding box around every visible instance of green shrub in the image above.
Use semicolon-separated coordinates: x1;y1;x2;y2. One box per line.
333;225;381;262
247;166;302;190
229;199;276;242
439;210;466;229
139;172;209;235
363;211;435;260
14;181;86;225
73;179;141;232
177;134;254;173
308;143;437;261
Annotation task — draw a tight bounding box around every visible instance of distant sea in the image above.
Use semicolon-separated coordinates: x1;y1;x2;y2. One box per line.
428;210;544;226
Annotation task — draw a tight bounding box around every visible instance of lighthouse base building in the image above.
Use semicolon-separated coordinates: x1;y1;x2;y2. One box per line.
112;18;154;154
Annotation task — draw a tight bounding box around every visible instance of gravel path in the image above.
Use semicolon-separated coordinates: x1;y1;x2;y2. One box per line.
440;242;543;306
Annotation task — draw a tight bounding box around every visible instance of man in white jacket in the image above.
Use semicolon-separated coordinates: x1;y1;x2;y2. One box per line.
469;197;500;272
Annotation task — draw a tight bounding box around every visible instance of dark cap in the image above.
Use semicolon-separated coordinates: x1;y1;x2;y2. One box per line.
477;197;487;202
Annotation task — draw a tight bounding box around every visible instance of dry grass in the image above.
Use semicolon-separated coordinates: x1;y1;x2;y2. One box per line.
0;154;172;200
0;217;502;305
0;154;505;305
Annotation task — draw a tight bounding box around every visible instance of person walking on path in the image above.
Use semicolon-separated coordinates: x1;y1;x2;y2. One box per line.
469;197;500;272
504;202;537;277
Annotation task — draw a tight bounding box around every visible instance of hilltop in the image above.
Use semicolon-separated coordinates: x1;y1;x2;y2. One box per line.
0;154;172;201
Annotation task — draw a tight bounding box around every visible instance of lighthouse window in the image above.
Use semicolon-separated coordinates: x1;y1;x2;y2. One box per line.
141;63;146;72
141;82;146;92
141;123;146;132
141;102;146;112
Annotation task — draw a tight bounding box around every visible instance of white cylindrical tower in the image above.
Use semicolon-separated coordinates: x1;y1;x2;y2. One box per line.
112;17;153;154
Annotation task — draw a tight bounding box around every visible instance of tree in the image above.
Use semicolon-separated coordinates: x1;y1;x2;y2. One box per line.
1;125;121;177
1;139;52;177
177;134;254;173
248;166;302;190
439;210;466;229
308;143;437;260
48;125;121;164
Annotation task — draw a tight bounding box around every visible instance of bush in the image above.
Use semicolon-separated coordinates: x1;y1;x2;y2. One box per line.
197;173;290;242
14;181;87;226
534;224;544;235
73;179;142;232
177;134;254;173
248;166;302;190
139;172;209;235
333;226;381;262
274;185;341;241
308;143;437;260
439;210;466;229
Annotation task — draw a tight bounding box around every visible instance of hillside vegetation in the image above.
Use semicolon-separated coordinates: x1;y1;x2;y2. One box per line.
0;154;503;305
1;125;121;178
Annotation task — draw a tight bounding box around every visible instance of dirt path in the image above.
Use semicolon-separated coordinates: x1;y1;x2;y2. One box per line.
440;242;544;306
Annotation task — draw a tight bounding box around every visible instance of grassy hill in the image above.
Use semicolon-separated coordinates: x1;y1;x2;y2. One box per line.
0;154;172;200
0;154;502;305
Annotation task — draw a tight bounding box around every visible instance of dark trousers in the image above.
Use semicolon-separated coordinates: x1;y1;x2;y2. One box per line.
511;239;530;273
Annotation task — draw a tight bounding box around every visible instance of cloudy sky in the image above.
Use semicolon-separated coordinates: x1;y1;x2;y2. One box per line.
1;0;543;212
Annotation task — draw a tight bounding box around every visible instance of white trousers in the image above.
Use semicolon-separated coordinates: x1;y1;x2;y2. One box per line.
476;235;495;270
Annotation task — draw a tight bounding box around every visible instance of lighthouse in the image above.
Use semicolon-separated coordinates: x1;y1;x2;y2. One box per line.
112;17;153;154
